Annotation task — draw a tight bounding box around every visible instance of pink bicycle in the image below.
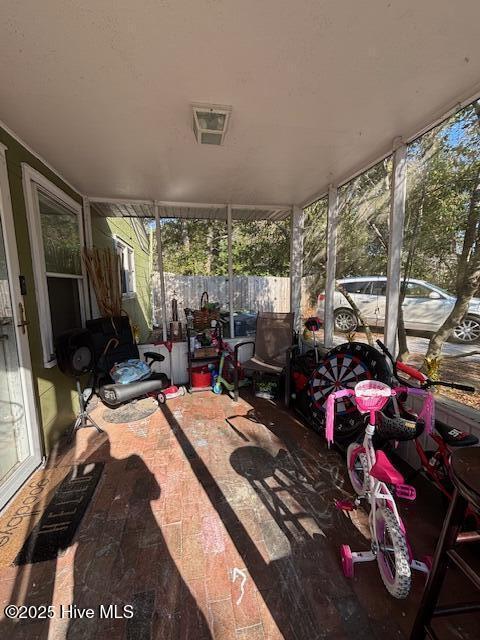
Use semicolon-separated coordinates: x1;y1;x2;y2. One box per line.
326;379;432;598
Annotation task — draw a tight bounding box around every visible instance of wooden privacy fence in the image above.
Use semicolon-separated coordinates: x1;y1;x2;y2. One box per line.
151;272;320;324
152;272;292;322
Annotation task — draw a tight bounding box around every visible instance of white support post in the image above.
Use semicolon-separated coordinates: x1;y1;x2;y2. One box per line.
384;141;407;356
82;196;93;249
289;205;304;335
154;205;168;342
227;204;235;339
324;185;338;348
82;196;94;319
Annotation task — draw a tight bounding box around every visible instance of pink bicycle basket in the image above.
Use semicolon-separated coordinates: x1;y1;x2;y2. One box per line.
354;380;392;413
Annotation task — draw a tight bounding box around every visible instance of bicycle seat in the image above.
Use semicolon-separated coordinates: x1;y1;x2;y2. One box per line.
435;421;479;447
378;413;425;442
370;450;405;485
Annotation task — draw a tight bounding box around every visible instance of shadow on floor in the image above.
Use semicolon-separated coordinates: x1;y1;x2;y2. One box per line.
0;433;212;640
161;401;381;640
1;392;474;640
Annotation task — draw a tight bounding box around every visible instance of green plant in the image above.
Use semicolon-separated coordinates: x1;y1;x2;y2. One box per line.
424;356;442;381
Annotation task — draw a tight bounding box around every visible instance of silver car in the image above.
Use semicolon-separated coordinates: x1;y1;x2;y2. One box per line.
317;276;480;344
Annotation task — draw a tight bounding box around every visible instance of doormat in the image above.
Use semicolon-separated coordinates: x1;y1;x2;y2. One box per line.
0;466;69;568
13;462;104;565
102;398;157;424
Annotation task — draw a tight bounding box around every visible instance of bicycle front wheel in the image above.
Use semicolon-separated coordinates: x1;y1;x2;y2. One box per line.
375;507;411;598
347;442;369;496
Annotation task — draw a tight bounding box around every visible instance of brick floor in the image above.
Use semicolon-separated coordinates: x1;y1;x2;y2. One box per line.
0;392;476;639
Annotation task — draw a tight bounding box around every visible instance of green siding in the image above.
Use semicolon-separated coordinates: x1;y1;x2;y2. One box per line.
0;125;153;454
0;125;83;453
91;215;152;343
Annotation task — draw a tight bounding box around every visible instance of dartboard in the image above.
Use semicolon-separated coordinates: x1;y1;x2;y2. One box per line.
309;342;392;415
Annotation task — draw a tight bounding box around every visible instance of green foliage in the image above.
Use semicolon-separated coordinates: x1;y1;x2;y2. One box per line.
303;197;328;303
303;198;328;278
302;157;391;303
41;209;82;274
232;220;290;276
336;158;391;279
403;103;480;293
159;219;228;275
159;218;290;276
303;100;480;308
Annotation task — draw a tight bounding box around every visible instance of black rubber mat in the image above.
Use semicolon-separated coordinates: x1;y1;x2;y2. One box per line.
14;462;104;565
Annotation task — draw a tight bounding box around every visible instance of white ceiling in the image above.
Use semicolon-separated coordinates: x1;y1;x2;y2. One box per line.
1;1;479;206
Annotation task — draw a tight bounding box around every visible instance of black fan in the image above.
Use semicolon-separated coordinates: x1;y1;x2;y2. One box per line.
56;328;94;377
55;329;103;437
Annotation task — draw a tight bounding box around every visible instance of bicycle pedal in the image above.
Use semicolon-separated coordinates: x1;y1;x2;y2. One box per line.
335;499;356;511
395;484;416;501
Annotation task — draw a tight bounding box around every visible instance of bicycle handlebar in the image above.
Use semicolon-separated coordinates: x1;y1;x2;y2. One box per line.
376;339;392;359
325;383;435;444
395;360;427;383
375;339;475;393
426;380;476;393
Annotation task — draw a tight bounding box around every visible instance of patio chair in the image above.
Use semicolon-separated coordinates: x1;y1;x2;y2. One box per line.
86;316;169;406
233;312;295;406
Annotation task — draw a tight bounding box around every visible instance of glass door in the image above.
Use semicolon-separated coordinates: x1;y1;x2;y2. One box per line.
0;147;42;509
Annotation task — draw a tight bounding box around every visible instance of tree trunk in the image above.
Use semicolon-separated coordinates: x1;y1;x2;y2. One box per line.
181;221;190;251
425;293;473;359
336;282;374;346
205;226;214;275
425;165;480;359
397;185;427;360
397;303;409;361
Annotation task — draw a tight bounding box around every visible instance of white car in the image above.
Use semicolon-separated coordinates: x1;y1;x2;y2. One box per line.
317;276;480;344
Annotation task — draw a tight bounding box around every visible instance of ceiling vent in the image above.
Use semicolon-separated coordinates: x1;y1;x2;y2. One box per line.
192;103;232;145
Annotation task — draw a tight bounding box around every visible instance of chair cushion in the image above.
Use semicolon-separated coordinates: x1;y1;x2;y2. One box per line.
254;312;294;368
243;357;283;374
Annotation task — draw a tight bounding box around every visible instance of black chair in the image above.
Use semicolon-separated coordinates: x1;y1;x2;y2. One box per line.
86;316;169;406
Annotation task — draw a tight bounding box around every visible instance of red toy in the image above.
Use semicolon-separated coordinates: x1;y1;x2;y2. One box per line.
157;385;186;404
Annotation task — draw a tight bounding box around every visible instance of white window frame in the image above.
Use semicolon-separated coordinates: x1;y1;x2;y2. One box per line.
22;164;87;368
114;236;136;298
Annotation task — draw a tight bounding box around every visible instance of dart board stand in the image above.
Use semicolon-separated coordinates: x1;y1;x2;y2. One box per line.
307;341;392;445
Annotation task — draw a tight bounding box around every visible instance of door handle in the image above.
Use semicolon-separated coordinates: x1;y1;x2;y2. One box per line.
16;302;29;334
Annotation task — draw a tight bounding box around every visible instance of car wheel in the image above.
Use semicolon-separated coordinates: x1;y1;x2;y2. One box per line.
451;316;480;344
334;308;358;333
